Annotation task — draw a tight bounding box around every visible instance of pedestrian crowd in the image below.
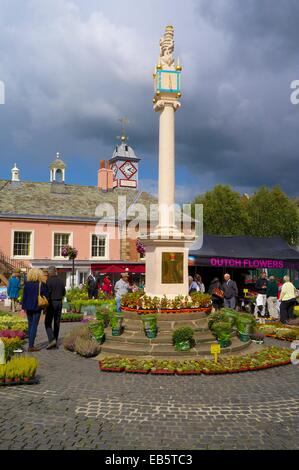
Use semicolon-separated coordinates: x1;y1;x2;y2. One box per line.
188;272;298;324
5;267;298;352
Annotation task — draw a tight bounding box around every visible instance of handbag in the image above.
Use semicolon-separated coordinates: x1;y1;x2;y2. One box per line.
38;282;49;308
212;287;224;299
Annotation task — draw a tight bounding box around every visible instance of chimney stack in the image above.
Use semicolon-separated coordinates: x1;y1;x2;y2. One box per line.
106;161;114;191
98;160;114;192
98;160;108;192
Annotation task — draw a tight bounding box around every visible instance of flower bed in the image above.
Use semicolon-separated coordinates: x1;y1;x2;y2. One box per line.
121;306;212;314
0;314;28;333
0;356;38;385
121;293;212;313
99;347;291;375
61;313;84;323
0;330;26;340
257;323;299;342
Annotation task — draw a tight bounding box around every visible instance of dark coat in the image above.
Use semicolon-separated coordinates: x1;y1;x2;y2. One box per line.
22;281;48;312
266;281;278;298
47;276;66;301
222;280;238;299
255;278;268;294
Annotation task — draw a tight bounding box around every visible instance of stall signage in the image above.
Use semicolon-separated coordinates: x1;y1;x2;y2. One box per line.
211;343;221;363
210;258;285;269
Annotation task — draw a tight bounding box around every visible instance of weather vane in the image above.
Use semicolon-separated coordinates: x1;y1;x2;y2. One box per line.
117;116;129;143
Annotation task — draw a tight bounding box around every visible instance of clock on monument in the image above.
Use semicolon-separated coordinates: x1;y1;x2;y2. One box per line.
155;69;181;94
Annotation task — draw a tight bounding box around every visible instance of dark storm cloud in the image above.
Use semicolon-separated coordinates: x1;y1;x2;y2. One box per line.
0;0;298;199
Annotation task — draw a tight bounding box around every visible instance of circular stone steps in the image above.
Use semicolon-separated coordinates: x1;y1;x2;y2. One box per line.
105;330;219;345
100;336;251;357
99;310;252;359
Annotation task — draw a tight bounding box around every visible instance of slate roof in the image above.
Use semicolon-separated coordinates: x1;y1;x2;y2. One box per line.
0;180;157;222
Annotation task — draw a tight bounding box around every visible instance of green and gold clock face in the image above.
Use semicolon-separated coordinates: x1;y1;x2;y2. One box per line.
156;70;181;93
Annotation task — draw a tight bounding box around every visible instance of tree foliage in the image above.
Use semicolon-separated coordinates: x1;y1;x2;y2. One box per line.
191;185;299;245
191;185;249;236
246;186;299;245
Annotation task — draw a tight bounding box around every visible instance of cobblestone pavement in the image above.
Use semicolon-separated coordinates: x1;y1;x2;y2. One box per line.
0;322;298;450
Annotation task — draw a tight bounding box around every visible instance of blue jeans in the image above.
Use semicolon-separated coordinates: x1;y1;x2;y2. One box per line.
26;311;41;348
116;298;122;312
224;297;236;309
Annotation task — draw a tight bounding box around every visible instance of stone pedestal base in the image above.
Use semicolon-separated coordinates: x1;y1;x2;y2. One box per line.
142;236;193;298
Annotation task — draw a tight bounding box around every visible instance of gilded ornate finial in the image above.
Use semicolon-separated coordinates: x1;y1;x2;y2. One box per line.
159;25;175;70
117;117;129;143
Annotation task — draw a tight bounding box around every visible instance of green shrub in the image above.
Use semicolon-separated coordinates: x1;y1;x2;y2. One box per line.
208;311;226;330
61;313;83;322
172;327;195;346
210;321;232;341
109;313;124;331
88;320;105;343
236;315;255;335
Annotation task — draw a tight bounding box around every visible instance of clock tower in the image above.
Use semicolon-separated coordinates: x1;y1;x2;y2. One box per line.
109;130;141;190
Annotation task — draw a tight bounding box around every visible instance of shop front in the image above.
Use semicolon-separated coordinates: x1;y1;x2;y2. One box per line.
91;262;145;288
189;235;299;291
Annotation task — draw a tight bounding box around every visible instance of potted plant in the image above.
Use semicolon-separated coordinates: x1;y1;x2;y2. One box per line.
172;327;195;351
110;313;124;336
237;315;255;342
221;308;239;328
140;315;157;339
88;320;105;343
211;321;232;348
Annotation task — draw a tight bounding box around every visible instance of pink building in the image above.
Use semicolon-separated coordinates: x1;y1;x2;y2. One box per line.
0;145;154;288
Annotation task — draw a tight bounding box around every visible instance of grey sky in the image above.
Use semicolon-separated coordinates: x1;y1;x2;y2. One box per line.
0;0;298;202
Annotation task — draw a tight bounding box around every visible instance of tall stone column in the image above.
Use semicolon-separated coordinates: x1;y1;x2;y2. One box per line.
142;25;193;298
155;98;181;235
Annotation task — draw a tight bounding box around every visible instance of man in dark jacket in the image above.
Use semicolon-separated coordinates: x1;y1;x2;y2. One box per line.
222;273;238;309
45;266;66;349
254;272;268;319
87;273;98;299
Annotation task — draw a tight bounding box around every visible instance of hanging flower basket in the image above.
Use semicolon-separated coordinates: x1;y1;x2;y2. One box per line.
61;245;78;260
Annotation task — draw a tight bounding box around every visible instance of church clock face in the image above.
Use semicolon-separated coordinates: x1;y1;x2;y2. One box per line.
119;161;137;180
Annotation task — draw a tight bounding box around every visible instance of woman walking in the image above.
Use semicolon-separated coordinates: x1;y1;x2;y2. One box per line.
280;276;297;324
22;268;48;352
7;270;21;313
